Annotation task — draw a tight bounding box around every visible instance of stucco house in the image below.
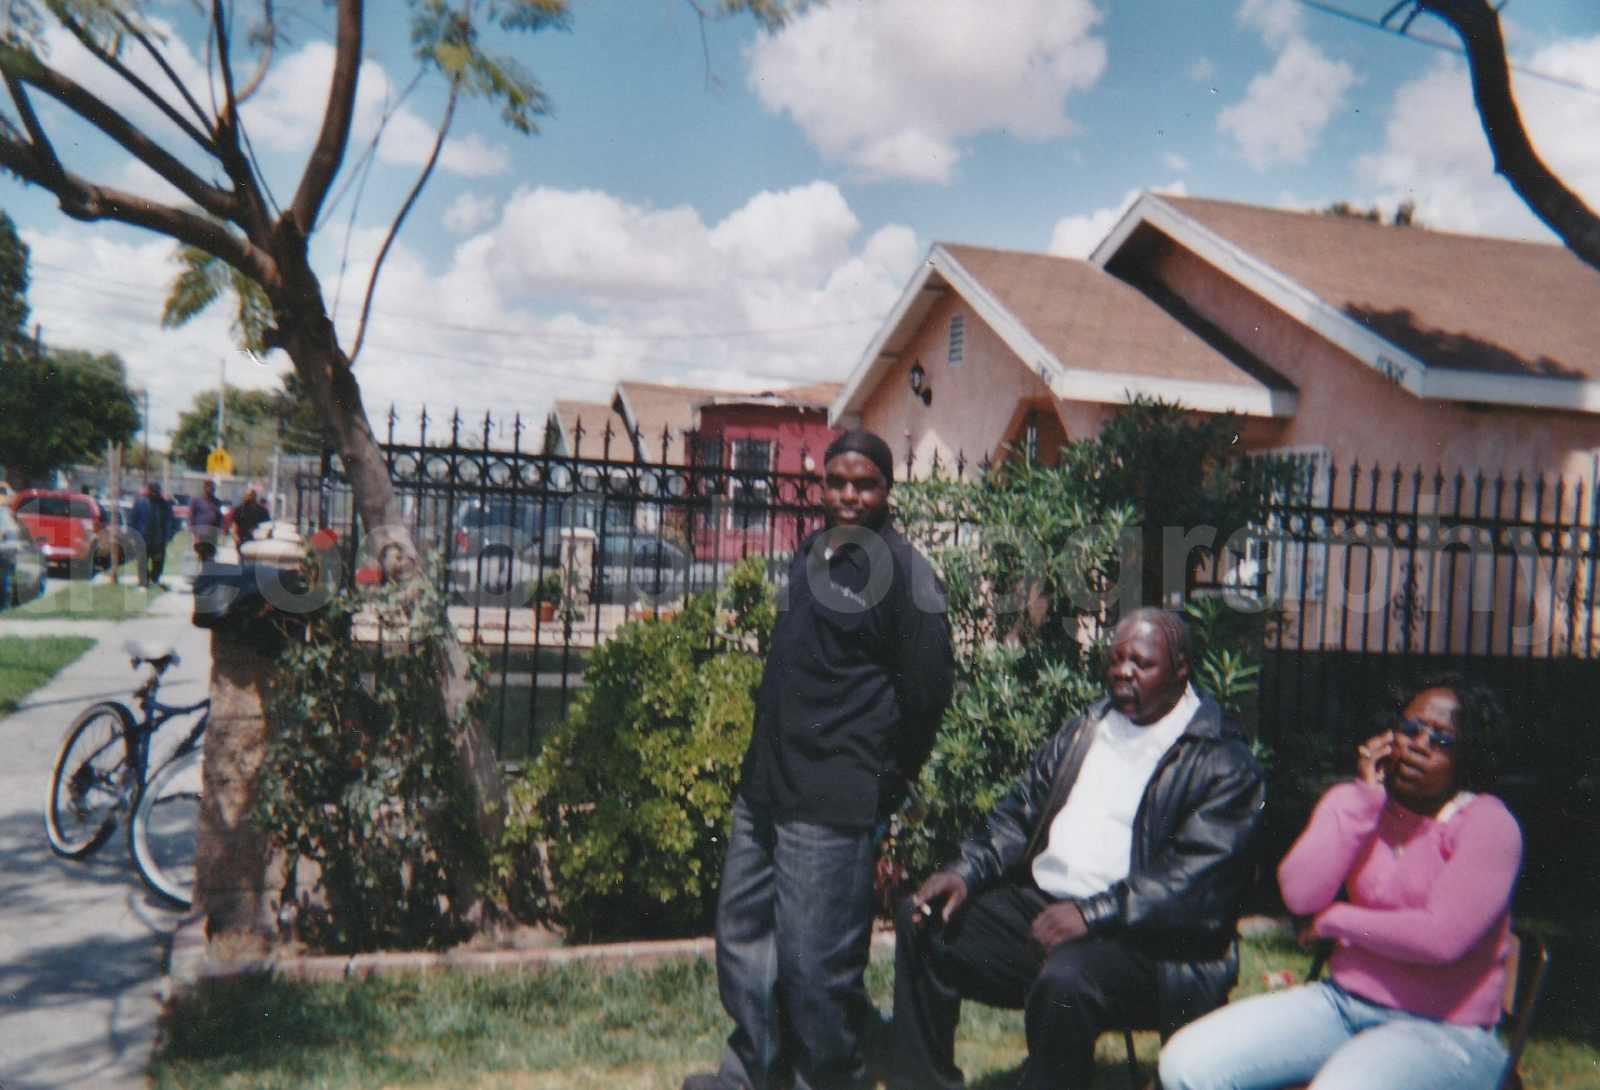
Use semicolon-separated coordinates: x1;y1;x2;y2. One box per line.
830;193;1600;482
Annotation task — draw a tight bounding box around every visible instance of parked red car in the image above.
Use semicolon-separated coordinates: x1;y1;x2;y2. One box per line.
12;489;103;575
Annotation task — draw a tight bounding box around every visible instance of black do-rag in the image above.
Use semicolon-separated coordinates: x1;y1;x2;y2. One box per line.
824;428;895;486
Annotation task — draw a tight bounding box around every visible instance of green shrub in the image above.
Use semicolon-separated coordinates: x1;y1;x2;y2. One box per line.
498;557;774;942
253;566;487;954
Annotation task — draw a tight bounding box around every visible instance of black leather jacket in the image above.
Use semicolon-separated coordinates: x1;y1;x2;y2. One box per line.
947;690;1265;1034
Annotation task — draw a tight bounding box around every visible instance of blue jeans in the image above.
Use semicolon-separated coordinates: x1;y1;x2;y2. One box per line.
715;795;879;1090
1158;980;1508;1090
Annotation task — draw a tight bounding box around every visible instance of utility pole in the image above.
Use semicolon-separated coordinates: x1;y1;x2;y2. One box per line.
216;357;226;453
141;389;150;487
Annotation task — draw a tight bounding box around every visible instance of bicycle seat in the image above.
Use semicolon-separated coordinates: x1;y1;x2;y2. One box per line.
124;640;178;670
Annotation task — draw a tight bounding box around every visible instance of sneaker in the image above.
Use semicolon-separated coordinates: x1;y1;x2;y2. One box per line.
680;1075;730;1090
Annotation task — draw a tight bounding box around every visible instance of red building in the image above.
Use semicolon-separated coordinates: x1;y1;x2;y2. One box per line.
688;383;841;561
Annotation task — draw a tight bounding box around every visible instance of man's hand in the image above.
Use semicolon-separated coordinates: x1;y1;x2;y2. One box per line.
1029;900;1088;953
909;872;968;925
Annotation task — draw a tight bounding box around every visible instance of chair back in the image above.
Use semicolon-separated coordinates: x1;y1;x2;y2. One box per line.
1496;926;1550;1090
1287;926;1548;1090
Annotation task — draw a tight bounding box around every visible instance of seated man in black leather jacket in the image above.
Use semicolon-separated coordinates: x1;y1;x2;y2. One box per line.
889;607;1264;1090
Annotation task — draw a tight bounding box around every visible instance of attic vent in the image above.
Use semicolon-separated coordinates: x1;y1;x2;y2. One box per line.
947;312;966;367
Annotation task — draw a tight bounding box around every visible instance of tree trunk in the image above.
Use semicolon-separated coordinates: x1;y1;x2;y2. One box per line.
1419;0;1600;273
216;226;506;927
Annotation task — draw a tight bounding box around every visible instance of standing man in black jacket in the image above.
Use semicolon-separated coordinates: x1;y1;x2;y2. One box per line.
683;429;955;1090
890;608;1263;1090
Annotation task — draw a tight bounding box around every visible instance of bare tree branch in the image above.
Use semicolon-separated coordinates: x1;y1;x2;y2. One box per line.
233;0;277;104
212;0;240;122
3;71;68;188
289;0;362;234
197;2;276;247
1411;0;1600;273
348;83;458;365
2;52;235;221
57;12;219;154
0;133;263;274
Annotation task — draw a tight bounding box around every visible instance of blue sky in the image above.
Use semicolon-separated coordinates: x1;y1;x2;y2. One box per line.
5;0;1599;445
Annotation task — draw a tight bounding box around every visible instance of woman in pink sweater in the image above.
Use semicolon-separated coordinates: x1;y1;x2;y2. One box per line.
1159;675;1522;1090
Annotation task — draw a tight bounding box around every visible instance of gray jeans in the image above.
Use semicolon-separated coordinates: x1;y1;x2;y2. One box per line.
714;794;879;1090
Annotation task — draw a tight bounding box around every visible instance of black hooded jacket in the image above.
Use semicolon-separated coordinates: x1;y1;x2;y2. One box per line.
947;690;1265;1034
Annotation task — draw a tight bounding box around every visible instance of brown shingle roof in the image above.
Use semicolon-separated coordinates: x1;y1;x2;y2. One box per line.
614;381;728;464
549;399;630;461
942;243;1288;391
775;381;844;407
1165;195;1600;381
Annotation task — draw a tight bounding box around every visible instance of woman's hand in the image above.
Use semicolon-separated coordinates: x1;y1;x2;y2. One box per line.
1356;730;1395;787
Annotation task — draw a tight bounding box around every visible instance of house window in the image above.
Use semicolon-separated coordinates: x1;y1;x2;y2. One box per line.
695;436;724;530
729;438;772;532
947;312;965;367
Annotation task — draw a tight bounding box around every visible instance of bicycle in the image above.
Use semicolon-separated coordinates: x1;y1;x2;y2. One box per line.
44;640;210;909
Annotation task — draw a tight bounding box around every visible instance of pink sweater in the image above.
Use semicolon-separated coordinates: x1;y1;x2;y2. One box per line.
1278;780;1522;1026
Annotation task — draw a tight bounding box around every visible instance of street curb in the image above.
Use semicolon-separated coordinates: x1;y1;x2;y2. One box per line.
167;914;1288;998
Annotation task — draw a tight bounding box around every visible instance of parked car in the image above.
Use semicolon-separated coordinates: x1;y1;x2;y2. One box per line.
595;530;690;601
447;494;639;603
0;504;47;607
12;489;104;575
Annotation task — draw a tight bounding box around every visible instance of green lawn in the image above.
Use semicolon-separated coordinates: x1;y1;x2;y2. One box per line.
151;926;1600;1089
0;636;95;715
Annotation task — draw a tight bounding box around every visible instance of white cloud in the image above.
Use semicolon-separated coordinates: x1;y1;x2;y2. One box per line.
745;0;1107;183
1357;41;1600;239
13;181;921;439
1220;38;1355;169
1238;0;1304;50
340;182;920;421
1219;1;1355;169
1189;57;1216;83
443;193;499;234
1163;152;1190;173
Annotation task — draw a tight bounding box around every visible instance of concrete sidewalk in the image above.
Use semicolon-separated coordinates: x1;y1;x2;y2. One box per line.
0;583;209;1089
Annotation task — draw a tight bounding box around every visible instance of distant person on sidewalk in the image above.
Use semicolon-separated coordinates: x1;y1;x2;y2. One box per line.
231;486;270;548
189;479;223;563
682;428;956;1090
129;484;175;587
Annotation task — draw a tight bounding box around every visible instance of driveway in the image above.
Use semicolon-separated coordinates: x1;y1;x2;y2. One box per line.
0;584;208;1089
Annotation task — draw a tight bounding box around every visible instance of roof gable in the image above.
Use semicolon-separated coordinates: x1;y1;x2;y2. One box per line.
1094;193;1600;413
831;242;1296;423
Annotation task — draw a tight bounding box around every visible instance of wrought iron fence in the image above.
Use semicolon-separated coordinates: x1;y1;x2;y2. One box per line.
1248;459;1600;779
296;418;1600;779
294;410;829;761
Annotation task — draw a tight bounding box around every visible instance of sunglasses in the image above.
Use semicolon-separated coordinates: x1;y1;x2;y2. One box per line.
1397;718;1458;750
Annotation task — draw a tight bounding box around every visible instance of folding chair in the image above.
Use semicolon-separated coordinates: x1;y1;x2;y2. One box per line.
1288;925;1550;1090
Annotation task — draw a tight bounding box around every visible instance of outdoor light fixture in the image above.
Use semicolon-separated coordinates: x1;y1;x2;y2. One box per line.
908;360;932;406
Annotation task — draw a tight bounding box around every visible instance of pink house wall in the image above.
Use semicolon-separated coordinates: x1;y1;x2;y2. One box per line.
1148;243;1600;481
858;292;1081;475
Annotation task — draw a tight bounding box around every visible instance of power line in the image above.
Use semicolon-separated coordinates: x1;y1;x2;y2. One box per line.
1296;0;1600;97
25;255;887;345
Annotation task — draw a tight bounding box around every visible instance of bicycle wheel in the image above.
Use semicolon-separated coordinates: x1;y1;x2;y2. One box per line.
46;702;136;858
129;746;202;909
